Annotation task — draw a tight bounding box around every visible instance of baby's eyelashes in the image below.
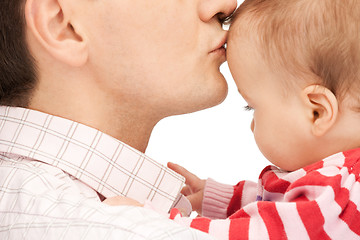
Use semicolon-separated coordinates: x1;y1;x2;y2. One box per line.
243;105;254;111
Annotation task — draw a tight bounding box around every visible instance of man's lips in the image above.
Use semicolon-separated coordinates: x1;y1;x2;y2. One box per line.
209;33;228;54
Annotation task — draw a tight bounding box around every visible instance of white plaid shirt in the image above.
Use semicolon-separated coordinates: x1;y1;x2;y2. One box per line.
0;106;214;240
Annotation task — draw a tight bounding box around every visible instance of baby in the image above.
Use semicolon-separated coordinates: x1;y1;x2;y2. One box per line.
106;0;360;239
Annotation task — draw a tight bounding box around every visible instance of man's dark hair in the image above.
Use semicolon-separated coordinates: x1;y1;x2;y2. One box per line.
0;0;37;107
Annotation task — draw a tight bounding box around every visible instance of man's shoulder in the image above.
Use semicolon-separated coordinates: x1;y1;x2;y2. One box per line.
0;153;71;191
0;153;214;240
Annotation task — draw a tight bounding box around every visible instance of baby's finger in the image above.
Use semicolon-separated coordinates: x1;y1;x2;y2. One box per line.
181;185;192;196
187;191;204;215
168;162;200;187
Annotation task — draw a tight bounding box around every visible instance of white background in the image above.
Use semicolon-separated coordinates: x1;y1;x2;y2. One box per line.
146;0;269;185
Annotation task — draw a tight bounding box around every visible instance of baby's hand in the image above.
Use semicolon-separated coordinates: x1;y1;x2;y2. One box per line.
103;196;143;207
167;162;206;215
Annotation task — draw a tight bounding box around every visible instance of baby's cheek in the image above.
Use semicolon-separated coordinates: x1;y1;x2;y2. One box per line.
253;128;277;164
250;119;255;132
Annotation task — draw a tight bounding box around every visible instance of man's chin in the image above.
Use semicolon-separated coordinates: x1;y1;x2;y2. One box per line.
181;82;229;115
202;84;229;109
207;74;229;105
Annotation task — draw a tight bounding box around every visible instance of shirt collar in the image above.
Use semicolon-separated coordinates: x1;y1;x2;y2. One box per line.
0;106;185;212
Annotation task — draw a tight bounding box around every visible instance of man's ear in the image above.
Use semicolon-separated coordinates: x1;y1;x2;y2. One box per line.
302;85;338;137
25;0;88;66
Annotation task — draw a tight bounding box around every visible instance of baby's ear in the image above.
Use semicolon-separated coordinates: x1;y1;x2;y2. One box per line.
302;85;338;137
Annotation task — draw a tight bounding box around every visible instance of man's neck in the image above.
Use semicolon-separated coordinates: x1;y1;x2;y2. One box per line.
30;102;158;153
29;79;160;153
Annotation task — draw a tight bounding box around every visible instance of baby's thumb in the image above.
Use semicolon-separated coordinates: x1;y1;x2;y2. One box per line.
186;190;204;215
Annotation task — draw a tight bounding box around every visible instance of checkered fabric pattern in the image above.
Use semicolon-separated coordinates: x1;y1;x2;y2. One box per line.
0;106;184;212
0;106;211;239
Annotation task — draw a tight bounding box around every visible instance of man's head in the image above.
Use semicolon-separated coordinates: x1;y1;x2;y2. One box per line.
0;0;237;150
1;0;237;116
227;0;360;171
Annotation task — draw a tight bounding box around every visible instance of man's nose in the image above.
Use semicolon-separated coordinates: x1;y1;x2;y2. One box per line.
198;0;237;23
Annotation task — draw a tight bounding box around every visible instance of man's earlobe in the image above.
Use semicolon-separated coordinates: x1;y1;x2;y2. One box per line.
25;0;88;66
302;85;338;137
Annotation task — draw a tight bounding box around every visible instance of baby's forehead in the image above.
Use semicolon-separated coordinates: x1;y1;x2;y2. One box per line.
227;16;264;62
227;6;264;51
226;3;304;76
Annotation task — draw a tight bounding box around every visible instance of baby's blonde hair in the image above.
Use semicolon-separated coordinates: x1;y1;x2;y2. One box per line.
230;0;360;104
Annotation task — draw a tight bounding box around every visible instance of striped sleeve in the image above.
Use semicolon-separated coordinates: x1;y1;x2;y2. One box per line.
170;151;360;239
171;201;285;240
202;178;257;219
170;190;336;239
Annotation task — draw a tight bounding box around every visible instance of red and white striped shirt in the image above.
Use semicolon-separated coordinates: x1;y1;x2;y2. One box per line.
170;148;360;239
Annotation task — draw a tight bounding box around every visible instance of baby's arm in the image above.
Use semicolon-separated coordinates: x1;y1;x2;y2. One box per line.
168;162;257;219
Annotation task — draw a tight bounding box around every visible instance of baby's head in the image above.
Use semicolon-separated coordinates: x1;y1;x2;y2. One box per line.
227;0;360;171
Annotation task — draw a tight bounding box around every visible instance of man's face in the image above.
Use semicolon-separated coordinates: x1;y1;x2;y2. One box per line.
76;0;237;117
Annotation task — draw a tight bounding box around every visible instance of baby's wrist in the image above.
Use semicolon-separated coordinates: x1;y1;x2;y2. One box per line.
202;178;234;219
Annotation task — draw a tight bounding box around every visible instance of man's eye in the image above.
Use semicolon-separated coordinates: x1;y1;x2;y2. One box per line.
243;105;254;111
